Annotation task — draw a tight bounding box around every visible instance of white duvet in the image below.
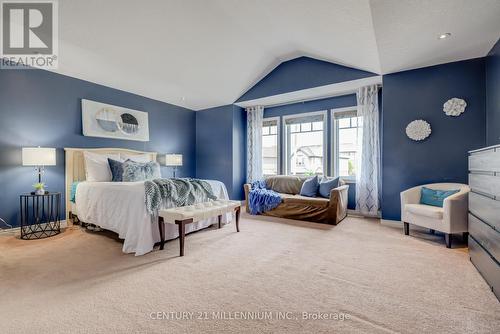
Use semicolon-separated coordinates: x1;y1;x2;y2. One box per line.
75;180;231;256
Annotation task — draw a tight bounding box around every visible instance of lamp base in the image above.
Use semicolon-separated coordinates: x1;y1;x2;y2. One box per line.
30;191;49;195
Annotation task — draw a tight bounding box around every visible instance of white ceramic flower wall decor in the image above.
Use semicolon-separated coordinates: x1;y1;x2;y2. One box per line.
443;98;467;116
406;120;432;141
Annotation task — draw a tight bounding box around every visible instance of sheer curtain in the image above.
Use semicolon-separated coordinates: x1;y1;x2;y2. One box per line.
355;85;380;216
246;106;264;183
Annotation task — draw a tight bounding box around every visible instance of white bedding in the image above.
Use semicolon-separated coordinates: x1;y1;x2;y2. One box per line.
75;180;231;255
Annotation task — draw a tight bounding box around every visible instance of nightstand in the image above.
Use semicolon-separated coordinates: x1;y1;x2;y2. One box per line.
20;192;61;240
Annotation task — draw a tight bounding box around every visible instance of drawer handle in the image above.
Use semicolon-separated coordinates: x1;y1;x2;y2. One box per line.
471;190;496;200
469;171;495;176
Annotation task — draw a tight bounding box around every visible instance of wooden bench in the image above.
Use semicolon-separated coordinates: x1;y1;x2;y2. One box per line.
158;200;241;256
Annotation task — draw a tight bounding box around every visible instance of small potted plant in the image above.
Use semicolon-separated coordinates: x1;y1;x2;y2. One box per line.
33;182;46;195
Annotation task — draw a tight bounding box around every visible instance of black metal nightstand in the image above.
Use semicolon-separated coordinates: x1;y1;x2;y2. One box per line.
20;192;61;240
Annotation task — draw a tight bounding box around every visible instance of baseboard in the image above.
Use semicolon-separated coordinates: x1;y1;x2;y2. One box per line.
347;209;381;219
380;218;403;228
0;220;68;235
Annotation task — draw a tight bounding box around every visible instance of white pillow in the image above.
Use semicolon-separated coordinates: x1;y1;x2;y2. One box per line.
83;151;121;182
121;153;152;163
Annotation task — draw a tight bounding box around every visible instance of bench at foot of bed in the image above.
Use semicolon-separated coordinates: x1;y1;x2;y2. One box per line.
158;200;241;256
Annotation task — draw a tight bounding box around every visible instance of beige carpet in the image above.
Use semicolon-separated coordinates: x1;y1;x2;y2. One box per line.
1;213;499;334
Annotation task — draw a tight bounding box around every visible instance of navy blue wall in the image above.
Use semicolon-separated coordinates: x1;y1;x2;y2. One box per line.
238;56;376;102
486;39;500;146
232;105;247;200
195;104;246;200
381;58;486;220
0;69;196;227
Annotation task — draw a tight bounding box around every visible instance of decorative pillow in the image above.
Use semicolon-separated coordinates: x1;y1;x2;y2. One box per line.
318;177;340;198
120;153;151;163
299;175;319;197
83;151;121;182
122;160;161;182
108;158;124;182
420;187;460;207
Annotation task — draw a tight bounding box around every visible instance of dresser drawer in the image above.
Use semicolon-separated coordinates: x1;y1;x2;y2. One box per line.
469;214;500;260
469;173;500;198
469;148;500;172
469;236;500;300
469;191;500;230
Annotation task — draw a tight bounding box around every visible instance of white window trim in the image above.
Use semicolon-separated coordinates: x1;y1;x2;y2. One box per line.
331;106;358;181
262;116;281;176
282;110;327;176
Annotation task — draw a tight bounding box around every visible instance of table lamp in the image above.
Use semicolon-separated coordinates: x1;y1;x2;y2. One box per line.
165;154;183;178
22;147;56;194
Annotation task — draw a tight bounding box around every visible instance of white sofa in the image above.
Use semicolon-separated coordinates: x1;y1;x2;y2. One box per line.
400;183;470;248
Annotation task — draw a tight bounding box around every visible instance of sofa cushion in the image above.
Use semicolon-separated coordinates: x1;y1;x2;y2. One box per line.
405;204;444;219
265;175;306;194
280;193;329;207
300;175;319;197
318;177;340;198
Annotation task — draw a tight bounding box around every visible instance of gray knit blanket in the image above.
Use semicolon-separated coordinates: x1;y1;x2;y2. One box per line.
145;178;217;216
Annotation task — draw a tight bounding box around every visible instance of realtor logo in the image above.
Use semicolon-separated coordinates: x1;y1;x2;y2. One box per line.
1;0;58;69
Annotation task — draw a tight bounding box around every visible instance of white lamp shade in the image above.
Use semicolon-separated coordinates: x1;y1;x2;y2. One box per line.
22;147;56;166
165;154;183;167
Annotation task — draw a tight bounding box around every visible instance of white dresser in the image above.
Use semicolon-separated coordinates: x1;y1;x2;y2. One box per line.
468;145;500;300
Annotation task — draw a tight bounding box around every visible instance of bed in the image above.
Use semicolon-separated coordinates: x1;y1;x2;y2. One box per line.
64;148;232;255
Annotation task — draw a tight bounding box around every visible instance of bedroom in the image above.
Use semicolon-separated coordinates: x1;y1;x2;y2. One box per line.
0;0;499;333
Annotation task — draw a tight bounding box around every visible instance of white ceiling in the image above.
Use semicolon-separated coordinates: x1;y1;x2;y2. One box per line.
55;0;500;110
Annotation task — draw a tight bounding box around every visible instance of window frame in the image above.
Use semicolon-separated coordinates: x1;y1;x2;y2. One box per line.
282;110;328;176
261;116;281;176
331;106;359;182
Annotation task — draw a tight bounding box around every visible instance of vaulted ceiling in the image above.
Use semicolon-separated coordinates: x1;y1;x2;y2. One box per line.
56;0;500;110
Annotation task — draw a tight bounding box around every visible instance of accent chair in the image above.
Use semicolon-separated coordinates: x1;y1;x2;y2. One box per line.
400;183;470;248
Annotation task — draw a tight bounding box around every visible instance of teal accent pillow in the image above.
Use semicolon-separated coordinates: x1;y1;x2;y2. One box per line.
70;181;80;203
300;175;319;197
122;160;161;182
420;187;460;207
318;177;340;198
108;158;124;182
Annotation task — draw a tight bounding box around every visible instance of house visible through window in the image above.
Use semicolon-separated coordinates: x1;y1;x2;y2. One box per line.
284;111;326;176
262;118;279;175
333;109;362;179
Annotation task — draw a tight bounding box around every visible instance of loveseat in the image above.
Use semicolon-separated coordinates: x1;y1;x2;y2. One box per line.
243;175;349;225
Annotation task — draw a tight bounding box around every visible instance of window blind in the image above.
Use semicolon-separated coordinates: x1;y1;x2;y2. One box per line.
284;114;324;125
263;119;278;127
332;110;357;120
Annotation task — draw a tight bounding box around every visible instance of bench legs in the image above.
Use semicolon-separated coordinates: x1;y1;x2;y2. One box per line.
235;206;240;232
176;219;191;257
158;217;165;250
158;205;241;256
218;206;240;231
158;217;191;256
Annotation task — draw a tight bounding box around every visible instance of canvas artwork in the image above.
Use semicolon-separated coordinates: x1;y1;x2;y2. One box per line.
82;99;149;141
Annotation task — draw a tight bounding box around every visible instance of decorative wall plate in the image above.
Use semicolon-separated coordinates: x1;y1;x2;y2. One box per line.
82;99;149;141
443;98;466;116
406;120;431;141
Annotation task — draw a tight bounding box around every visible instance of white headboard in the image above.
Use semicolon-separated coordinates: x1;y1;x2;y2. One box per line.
64;147;157;222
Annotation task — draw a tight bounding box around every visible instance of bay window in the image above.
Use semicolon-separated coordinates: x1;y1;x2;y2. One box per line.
262;117;279;176
332;108;362;179
283;111;326;176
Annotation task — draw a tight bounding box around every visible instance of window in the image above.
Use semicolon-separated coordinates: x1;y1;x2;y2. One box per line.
262;117;279;175
332;109;362;179
283;111;326;176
